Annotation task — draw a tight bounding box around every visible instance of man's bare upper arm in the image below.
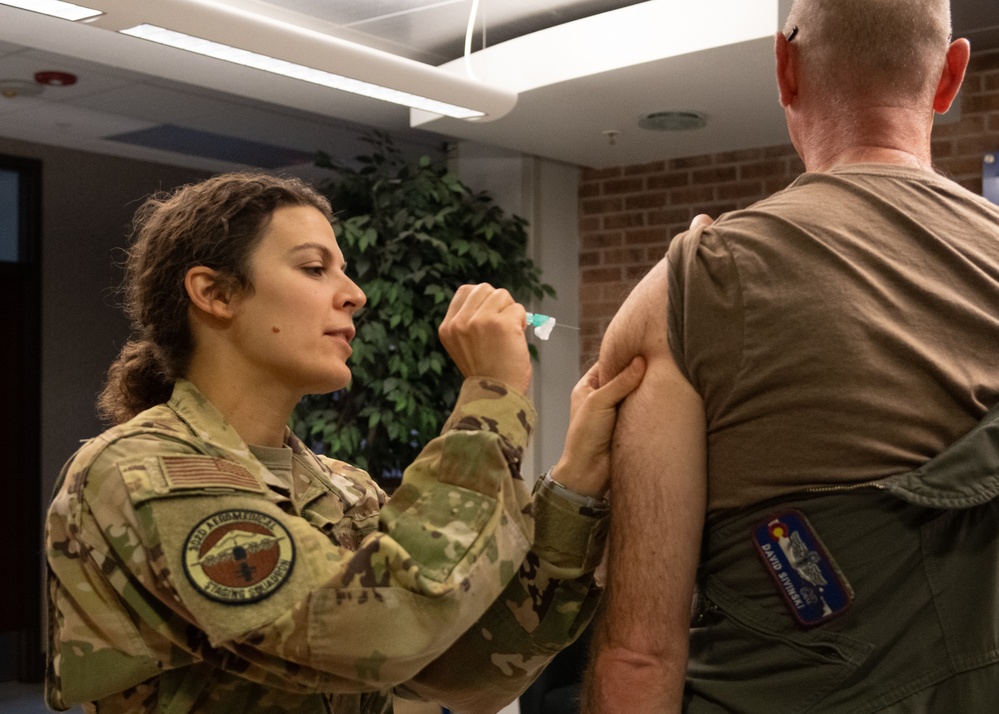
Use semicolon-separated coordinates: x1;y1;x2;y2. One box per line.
592;254;707;680
600;259;671;379
598;255;706;528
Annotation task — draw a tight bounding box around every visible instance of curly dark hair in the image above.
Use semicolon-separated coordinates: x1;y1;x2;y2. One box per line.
98;172;333;425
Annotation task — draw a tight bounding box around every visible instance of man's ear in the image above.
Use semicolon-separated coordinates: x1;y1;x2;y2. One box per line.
775;30;798;107
933;38;971;114
185;266;236;319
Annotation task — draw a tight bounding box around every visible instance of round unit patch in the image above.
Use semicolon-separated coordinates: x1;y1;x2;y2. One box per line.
183;510;295;604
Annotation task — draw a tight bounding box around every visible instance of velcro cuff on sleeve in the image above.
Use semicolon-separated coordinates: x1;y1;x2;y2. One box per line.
532;479;610;574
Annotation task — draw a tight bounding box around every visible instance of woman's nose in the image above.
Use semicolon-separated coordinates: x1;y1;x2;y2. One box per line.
340;277;366;310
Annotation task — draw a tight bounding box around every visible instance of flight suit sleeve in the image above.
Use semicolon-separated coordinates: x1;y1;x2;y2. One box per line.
74;377;538;693
399;475;610;713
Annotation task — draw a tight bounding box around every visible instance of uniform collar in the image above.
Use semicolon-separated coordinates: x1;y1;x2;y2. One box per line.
167;379;361;507
167;379;289;494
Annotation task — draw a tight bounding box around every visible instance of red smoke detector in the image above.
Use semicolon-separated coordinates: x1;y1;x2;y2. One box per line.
34;71;77;87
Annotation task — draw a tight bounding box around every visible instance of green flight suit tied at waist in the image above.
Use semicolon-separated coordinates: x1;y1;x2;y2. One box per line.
686;402;999;713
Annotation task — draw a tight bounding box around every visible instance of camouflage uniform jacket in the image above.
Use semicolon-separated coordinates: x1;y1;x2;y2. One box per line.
46;378;609;714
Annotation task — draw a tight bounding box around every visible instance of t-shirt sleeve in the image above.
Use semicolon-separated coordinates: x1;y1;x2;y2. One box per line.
666;226;744;413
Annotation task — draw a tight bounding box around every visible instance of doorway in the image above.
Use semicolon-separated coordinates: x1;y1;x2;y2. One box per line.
0;154;43;681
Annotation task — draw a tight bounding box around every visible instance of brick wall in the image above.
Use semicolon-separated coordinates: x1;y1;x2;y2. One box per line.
578;48;999;365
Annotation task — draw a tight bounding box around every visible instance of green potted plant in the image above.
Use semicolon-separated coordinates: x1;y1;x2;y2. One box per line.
292;133;553;489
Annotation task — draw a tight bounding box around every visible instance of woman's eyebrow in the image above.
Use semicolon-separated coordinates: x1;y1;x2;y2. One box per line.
288;242;334;262
288;242;347;270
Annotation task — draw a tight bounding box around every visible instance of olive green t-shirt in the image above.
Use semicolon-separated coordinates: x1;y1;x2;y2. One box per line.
667;164;999;511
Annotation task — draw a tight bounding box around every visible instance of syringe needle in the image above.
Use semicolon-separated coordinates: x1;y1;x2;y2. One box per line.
525;312;579;340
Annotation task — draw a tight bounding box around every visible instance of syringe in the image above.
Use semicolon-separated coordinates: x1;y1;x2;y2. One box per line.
525;312;579;341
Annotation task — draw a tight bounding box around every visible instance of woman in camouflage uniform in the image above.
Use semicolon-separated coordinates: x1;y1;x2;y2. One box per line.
45;172;642;714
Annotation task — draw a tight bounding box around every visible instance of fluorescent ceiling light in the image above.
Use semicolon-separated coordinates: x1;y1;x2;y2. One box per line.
120;23;484;119
0;0;102;21
438;0;778;94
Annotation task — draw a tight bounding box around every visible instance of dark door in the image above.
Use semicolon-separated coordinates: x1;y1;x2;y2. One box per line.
0;155;43;681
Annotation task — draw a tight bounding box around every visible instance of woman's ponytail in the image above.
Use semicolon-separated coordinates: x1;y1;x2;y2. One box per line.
97;339;173;425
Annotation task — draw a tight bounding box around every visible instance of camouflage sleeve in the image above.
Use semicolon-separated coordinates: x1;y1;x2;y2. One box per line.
52;378;538;698
398;469;610;712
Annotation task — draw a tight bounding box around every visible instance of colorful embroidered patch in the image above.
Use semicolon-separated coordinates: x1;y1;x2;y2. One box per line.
183;510;294;604
162;456;263;493
752;509;853;627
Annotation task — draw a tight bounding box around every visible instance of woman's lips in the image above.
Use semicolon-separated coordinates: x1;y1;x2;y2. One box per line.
325;327;355;349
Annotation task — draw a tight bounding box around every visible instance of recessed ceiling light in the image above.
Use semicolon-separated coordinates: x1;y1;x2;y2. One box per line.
0;79;44;98
0;0;102;21
639;111;708;132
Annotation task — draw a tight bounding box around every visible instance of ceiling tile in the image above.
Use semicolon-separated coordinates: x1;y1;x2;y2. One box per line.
69;82;238;124
0;100;151;138
0;39;23;56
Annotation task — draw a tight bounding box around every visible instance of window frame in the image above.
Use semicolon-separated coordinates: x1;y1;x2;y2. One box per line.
0;154;42;264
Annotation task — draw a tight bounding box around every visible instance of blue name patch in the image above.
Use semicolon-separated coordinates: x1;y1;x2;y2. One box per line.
752;509;853;627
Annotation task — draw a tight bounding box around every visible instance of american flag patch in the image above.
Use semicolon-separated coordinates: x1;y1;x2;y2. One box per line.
161;456;263;493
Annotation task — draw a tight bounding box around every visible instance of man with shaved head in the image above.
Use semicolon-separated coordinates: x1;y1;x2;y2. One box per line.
584;0;999;711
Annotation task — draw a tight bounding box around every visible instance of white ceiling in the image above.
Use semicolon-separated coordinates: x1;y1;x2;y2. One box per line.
0;0;997;174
